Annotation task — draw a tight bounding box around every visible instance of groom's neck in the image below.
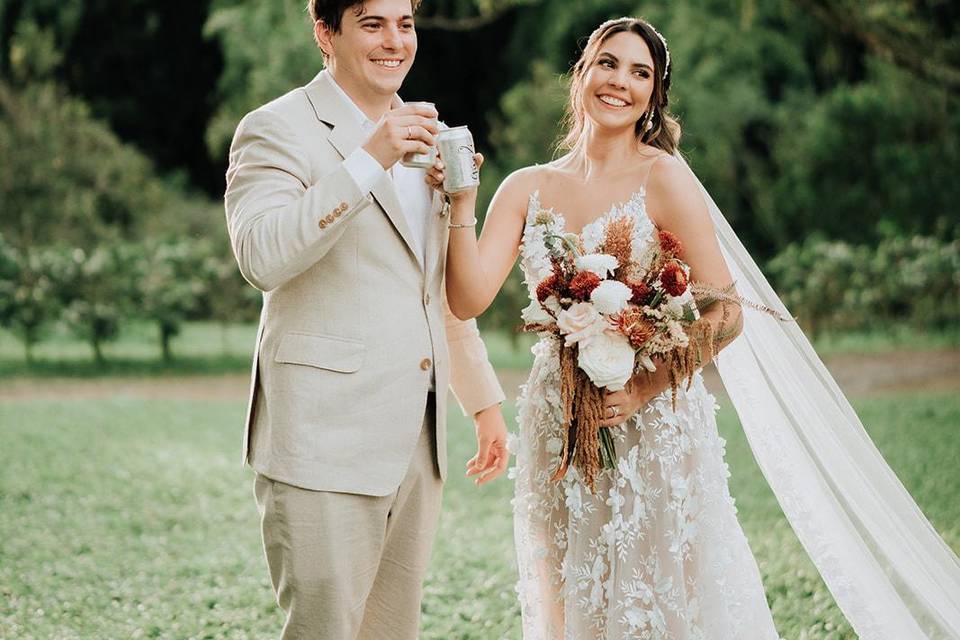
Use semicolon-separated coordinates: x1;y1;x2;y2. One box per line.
329;67;394;122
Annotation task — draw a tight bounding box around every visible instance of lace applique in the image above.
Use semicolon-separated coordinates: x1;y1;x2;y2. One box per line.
512;189;780;639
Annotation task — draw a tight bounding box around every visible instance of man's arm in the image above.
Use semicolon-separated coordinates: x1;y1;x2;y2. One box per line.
224;109;376;292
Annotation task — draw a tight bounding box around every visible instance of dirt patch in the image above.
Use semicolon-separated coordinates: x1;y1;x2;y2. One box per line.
496;349;960;404
1;349;957;403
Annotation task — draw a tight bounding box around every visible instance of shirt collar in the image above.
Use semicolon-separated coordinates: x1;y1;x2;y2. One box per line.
327;71;404;130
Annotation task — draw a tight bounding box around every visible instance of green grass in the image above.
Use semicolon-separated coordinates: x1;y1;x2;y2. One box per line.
1;321;957;378
1;388;958;639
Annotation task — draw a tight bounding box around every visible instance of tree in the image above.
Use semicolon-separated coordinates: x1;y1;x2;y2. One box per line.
0;234;61;362
0;65;168;251
135;238;215;363
791;0;960;95
54;244;133;366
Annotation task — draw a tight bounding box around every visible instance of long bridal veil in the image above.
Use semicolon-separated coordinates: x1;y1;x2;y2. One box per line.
676;156;960;639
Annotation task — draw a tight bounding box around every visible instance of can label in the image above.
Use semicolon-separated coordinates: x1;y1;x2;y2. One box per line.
401;101;438;169
437;126;480;193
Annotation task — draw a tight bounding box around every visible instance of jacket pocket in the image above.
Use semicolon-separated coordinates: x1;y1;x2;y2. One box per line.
273;332;364;373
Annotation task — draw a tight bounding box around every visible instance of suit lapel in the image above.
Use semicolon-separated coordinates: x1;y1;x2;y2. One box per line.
304;71;420;267
424;190;447;288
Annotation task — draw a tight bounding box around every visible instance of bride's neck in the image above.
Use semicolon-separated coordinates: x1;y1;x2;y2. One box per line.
575;126;642;181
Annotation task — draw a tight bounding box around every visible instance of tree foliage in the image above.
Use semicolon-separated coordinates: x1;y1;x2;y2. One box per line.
1;0;958;357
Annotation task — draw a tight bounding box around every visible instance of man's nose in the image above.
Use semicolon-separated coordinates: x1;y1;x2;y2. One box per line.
381;24;402;49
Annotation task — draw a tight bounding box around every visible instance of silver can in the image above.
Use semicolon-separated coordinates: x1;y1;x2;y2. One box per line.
437;126;480;193
401;101;438;169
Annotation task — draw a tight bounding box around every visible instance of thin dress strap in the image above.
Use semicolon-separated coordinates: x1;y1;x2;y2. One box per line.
636;151;670;193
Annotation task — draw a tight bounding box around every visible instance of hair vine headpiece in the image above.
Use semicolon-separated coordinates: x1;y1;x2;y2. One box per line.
650;24;670;81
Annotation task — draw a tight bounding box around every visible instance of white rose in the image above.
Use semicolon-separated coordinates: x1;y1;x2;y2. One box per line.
590;280;632;315
575;253;619;278
521;299;554;325
556;302;607;346
543;295;561;314
577;330;636;390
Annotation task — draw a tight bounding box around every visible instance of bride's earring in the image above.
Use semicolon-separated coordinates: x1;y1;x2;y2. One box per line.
645;110;656;132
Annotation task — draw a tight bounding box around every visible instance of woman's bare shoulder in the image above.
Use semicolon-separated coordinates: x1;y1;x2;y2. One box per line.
493;163;552;204
645;153;709;228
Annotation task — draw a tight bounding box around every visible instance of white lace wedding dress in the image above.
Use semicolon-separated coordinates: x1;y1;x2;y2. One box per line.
511;188;781;639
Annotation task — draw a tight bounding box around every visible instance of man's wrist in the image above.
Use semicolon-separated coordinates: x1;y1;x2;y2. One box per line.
345;147;388;193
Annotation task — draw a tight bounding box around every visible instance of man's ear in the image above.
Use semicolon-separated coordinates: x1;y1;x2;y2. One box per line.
314;20;334;57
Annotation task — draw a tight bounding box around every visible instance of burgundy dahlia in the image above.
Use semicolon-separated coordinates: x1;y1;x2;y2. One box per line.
627;280;652;305
660;261;688;297
658;230;683;258
536;274;560;303
569;271;602;300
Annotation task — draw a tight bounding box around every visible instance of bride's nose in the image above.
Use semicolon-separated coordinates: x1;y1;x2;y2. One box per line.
606;72;628;90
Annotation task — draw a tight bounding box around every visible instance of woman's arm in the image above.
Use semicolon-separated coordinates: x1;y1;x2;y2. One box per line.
436;162;537;320
601;155;743;426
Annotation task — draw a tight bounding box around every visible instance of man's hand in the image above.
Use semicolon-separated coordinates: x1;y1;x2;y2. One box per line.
465;404;509;486
362;103;439;170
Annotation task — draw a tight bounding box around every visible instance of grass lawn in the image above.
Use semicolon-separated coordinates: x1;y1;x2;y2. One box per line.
1;322;958;378
1;390;958;639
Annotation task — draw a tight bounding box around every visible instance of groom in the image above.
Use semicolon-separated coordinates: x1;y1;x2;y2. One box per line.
223;0;509;637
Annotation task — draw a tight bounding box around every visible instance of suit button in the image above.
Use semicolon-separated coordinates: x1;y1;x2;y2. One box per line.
319;220;328;229
420;358;432;371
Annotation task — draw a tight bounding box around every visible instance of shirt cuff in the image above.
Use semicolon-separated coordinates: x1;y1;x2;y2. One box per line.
343;147;387;195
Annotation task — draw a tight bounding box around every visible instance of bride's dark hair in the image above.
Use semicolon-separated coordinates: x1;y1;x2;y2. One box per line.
558;17;681;155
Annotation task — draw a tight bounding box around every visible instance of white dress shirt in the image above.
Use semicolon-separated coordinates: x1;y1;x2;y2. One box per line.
330;77;433;268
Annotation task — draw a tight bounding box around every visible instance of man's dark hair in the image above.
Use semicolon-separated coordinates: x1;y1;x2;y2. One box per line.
307;0;423;34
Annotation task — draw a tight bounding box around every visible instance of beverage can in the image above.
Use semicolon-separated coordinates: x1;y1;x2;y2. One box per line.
437;126;480;193
401;101;438;169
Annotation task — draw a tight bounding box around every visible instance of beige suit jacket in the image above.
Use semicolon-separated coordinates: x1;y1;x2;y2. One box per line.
224;71;505;496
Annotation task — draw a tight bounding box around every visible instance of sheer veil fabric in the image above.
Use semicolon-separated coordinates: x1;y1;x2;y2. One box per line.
677;155;960;639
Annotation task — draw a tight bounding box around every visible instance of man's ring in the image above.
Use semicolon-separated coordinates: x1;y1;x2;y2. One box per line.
406;126;413;139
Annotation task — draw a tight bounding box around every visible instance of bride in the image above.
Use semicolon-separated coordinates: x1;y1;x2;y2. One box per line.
430;16;960;640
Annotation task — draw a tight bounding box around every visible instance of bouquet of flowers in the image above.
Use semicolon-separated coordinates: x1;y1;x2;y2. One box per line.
521;211;741;490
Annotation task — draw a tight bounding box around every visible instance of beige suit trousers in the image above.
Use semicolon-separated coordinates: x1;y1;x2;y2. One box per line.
254;394;443;640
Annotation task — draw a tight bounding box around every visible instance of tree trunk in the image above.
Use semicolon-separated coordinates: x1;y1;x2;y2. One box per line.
160;323;174;363
23;333;34;364
92;336;104;367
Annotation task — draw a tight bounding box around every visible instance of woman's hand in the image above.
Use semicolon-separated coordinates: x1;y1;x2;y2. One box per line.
600;371;665;428
425;153;484;205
